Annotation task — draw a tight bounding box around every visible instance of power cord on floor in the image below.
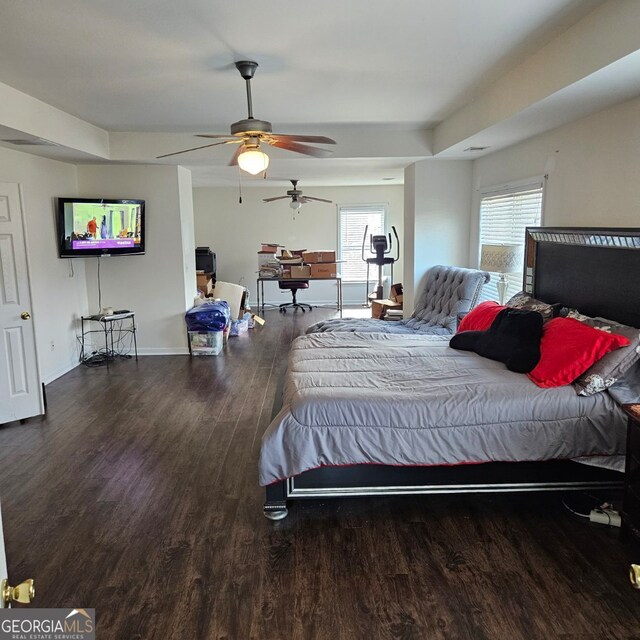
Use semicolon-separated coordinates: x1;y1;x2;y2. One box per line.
561;497;590;520
561;493;621;527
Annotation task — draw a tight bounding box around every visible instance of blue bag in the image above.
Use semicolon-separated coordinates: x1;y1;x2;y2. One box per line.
185;301;231;332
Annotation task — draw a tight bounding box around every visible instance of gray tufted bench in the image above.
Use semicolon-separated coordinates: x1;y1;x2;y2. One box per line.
306;265;490;335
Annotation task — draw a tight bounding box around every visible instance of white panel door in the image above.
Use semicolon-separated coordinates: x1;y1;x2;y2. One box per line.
0;182;42;423
0;502;8;607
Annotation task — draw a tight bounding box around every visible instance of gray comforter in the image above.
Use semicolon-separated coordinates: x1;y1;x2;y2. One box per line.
259;332;626;485
305;317;442;335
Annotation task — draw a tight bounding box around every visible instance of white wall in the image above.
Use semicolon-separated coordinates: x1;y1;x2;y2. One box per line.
0;145;88;384
193;184;404;307
470;93;640;266
403;159;473;314
403;165;417;317
77;164;195;354
177;166;196;311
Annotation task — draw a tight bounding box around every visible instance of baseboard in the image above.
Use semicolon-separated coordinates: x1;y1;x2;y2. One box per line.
259;299;363;306
136;347;190;356
42;360;81;385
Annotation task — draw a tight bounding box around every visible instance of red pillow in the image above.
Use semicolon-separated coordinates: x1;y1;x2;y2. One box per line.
457;301;504;333
528;317;630;388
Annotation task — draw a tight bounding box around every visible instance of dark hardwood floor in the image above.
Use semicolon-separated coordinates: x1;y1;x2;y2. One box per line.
1;307;640;639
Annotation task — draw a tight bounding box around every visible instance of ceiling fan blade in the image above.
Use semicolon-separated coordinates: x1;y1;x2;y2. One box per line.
268;139;334;157
271;134;336;145
196;134;238;140
228;144;243;167
304;196;333;203
156;140;236;159
263;196;290;202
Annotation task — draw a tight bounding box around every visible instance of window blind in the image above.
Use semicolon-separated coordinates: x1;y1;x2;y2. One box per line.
338;204;386;282
478;182;543;302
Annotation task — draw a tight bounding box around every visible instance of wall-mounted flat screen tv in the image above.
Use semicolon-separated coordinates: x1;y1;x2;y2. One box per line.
57;198;145;258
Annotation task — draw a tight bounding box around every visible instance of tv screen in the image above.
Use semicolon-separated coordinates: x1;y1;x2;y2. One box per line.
57;198;145;257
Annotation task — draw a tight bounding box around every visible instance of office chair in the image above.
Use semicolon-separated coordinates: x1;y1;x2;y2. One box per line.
279;280;312;313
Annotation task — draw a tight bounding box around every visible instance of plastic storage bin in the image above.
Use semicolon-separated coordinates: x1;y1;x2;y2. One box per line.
188;331;224;356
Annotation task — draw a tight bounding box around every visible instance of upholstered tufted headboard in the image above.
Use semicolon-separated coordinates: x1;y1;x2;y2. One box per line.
405;265;490;333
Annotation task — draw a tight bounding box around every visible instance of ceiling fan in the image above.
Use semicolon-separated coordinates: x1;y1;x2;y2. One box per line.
157;61;336;174
263;180;333;210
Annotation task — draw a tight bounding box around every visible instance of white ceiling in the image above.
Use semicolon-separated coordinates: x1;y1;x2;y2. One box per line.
0;0;615;185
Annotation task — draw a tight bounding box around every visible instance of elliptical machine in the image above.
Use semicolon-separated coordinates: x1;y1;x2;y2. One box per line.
361;225;400;302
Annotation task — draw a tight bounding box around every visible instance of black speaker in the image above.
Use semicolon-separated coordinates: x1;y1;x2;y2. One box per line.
196;246;216;276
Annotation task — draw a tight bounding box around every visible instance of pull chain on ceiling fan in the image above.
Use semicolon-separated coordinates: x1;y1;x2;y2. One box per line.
157;61;336;174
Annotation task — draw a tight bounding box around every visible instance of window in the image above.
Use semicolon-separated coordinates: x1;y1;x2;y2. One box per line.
338;204;386;282
478;179;544;302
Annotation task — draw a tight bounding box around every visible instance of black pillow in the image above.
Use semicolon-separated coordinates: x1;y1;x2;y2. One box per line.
449;308;544;373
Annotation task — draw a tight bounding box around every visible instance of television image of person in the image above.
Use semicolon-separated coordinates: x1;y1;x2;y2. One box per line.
100;215;108;239
86;216;97;239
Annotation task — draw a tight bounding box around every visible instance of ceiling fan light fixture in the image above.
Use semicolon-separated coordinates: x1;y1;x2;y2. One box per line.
289;199;302;210
237;148;269;175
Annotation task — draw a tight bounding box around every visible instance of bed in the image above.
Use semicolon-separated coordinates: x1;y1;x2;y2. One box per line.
260;227;640;519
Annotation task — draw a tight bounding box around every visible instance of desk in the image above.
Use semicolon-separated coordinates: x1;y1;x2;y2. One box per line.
80;312;138;367
256;276;342;317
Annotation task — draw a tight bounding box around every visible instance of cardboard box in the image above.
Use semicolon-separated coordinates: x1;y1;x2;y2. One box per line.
302;250;336;264
290;265;312;278
371;298;402;319
310;262;337;278
212;281;245;320
390;283;404;304
196;272;214;295
261;243;281;253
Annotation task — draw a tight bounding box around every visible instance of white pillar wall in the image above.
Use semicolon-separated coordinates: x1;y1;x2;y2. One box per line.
403;159;473;315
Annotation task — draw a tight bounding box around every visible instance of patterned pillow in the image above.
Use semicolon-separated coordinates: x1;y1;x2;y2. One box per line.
506;292;565;320
567;311;640;396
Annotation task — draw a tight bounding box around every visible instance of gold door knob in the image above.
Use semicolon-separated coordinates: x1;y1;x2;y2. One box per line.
630;564;640;589
1;578;35;607
20;312;31;320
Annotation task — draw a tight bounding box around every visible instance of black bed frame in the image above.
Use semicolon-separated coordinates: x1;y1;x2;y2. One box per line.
264;227;640;519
